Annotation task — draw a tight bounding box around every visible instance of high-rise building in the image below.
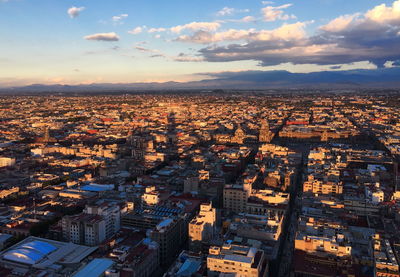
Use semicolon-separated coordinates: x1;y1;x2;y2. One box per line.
62;214;106;246
35;126;57;144
84;201;121;239
149;218;186;267
223;185;248;213
121;200;199;268
189;202;217;251
62;201;121;246
223;185;249;213
126;129;154;160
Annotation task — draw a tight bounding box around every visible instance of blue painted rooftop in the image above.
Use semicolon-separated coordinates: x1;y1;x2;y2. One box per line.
176;259;201;276
3;240;57;265
73;258;114;277
81;184;114;192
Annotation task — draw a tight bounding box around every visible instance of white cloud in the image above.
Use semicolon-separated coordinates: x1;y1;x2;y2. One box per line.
255;22;306;40
198;0;400;68
314;0;400;66
128;26;145;35
261;4;296;22
132;46;203;62
148;27;167;33
177;29;252;44
262;1;274;5
135;46;153;52
384;61;395;68
219;16;257;23
365;0;400;24
320;13;360;32
176;22;306;44
84;32;119;41
67;6;85;18
112;14;128;23
217;7;235;16
134;46;177;60
321;0;400;34
150;54;166;58
134;44;161;54
240;16;256;23
384;60;400;68
173;53;203;62
170;21;221;33
216;7;250;17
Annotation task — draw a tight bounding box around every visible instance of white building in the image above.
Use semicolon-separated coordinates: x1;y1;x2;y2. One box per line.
142;186;161;206
84;201;121;239
189;202;217;248
207;243;266;277
62;213;106;246
0;157;15;167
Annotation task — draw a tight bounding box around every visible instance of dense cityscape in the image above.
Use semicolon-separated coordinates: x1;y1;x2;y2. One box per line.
0;91;398;276
3;0;400;275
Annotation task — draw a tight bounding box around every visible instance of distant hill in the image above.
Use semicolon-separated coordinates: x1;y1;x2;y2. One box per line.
1;67;400;94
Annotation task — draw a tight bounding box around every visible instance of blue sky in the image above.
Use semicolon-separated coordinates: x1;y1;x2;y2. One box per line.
0;0;399;86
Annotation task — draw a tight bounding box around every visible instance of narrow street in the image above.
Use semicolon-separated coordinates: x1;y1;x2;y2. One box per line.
276;143;308;277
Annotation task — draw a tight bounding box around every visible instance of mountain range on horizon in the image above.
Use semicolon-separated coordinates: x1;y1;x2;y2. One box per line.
2;67;400;93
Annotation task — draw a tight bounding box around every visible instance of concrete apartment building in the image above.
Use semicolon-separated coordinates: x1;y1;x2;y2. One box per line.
223;185;248;213
0;157;16;167
303;179;344;195
149;218;186;268
62;213;106;246
84;201;121;239
207;243;267;277
188;202;217;251
62;201;121;246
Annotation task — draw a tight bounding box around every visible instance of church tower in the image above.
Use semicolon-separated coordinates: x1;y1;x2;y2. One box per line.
259;119;273;143
40;126;56;144
43;127;50;143
127;128;134;144
232;124;246;144
321;130;329;142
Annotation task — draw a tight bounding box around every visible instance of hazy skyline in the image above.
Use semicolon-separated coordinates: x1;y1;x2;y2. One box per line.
1;0;400;86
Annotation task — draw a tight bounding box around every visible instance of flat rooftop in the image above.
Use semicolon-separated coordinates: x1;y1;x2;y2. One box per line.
0;236;97;270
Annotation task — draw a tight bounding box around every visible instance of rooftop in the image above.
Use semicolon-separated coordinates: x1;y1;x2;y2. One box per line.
73;258;114;277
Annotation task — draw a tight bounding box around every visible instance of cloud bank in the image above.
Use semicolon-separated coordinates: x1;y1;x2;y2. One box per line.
187;0;400;68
